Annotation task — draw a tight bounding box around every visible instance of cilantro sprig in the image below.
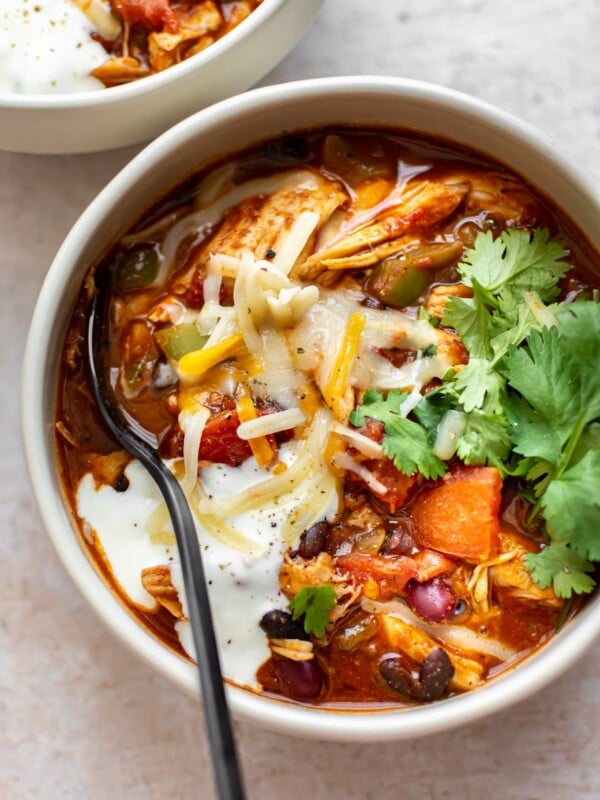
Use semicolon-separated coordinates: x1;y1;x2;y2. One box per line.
350;389;446;479
349;227;600;600
289;585;337;638
442;229;570;412
502;303;600;597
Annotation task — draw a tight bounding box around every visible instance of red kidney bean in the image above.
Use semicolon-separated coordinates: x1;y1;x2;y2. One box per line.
407;577;455;623
274;658;323;700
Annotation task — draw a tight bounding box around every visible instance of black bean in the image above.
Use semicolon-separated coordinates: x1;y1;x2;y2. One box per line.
379;657;414;697
259;609;309;641
113;473;130;492
380;649;454;703
453;598;469;617
265;136;311;163
416;647;455;701
298;520;328;559
379;527;414;556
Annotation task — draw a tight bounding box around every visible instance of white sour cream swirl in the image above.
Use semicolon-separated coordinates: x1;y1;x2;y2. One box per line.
0;1;109;94
77;450;339;689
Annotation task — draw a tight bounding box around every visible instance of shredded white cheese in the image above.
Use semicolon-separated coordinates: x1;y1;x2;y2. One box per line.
362;598;517;661
329;421;384;458
331;452;388;496
433;410;467;460
272;210;320;275
237;407;306;440
180;406;211;496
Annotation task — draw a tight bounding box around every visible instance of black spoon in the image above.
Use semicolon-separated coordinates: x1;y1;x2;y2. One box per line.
87;269;246;800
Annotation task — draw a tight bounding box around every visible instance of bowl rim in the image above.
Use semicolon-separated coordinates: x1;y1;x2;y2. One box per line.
22;75;600;742
0;0;294;108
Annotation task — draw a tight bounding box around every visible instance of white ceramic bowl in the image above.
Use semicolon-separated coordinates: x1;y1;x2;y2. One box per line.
0;0;323;155
22;76;600;741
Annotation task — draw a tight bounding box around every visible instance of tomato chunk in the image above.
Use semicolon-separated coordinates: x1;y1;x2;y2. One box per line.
365;459;419;513
335;550;455;601
198;409;252;466
410;466;502;563
113;0;178;32
196;404;293;467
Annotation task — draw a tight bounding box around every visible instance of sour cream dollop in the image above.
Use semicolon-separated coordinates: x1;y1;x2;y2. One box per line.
0;1;110;94
77;449;339;689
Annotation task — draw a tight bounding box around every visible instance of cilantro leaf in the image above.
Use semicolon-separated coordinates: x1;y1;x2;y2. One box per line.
541;449;600;560
504;393;565;465
557;300;600;356
442;229;570;415
503;326;583;462
569;422;600;467
457;229;569;299
525;542;596;598
555;302;600;419
456;410;511;468
412;390;456;443
453;358;506;414
350;389;446;479
289;585;337;638
442;280;493;358
500;312;600;595
488;287;545;364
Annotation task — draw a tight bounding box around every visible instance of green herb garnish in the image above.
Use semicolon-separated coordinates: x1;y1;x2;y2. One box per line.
350;389;446;479
289;585;337;638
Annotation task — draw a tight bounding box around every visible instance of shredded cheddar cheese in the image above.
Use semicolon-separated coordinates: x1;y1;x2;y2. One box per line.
235;395;276;468
323;311;365;420
178;333;244;377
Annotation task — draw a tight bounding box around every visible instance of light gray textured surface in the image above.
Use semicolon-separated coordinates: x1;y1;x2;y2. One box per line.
2;1;599;798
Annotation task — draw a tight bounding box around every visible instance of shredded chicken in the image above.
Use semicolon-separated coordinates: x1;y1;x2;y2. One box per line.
466;551;517;616
379;614;484;692
269;638;314;662
196;171;346;269
458;171;545;227
140;565;185;619
490;531;563;608
91;56;151;87
295;180;469;280
91;0;263;86
465;530;562;614
147;1;223;72
87;450;131;490
279;551;361;624
426;283;474;319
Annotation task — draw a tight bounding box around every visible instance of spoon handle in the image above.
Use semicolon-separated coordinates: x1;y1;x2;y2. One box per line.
148;460;247;800
87;286;246;800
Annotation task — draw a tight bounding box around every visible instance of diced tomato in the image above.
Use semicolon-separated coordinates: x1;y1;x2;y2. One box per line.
198;409;252;466
160;399;295;466
335;549;455;601
412;549;457;581
365;459;419;513
336;553;418;599
410;466;502;563
356;418;384;443
196;404;293;466
112;0;178;32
